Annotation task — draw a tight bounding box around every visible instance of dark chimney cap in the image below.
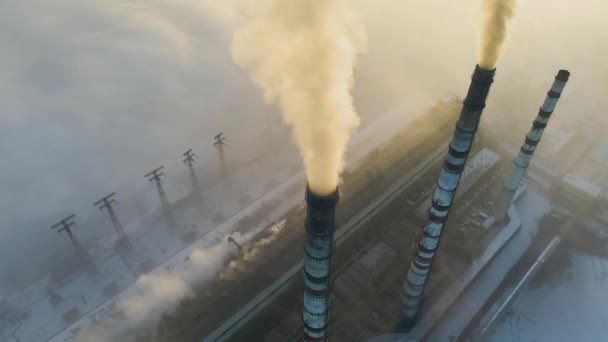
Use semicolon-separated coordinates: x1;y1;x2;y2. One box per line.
305;185;339;208
556;69;570;82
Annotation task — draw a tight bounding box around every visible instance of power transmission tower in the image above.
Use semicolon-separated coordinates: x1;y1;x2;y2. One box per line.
145;166;178;235
213;133;227;147
183;149;202;203
213;133;227;172
51;215;95;272
94;192;133;252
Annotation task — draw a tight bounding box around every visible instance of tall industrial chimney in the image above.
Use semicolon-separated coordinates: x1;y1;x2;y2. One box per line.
303;186;339;342
494;70;570;220
400;65;495;331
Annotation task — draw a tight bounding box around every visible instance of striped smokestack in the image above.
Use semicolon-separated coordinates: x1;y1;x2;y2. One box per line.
495;70;570;220
400;65;496;331
303;186;339;342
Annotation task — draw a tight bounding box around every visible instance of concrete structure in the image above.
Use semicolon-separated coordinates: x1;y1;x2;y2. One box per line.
495;70;570;220
303;187;339;342
401;65;495;330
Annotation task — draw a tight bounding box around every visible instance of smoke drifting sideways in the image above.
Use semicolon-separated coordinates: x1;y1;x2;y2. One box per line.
118;244;227;326
221;218;286;279
76;219;286;341
479;0;517;70
74;243;231;342
231;0;367;195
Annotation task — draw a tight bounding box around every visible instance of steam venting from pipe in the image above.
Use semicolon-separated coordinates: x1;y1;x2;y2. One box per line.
231;0;366;196
76;220;286;341
118;244;228;325
221;219;287;279
479;0;517;70
75;242;231;342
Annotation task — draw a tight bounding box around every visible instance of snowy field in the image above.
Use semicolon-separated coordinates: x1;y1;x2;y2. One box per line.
486;251;608;342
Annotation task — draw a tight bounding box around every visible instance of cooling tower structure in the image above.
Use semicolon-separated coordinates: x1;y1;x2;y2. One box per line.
400;65;496;331
303;186;339;342
495;70;570;220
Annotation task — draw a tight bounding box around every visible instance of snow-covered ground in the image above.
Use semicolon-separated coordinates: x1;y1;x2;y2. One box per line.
0;96;439;342
478;124;608;341
423;187;552;341
486;251;608;342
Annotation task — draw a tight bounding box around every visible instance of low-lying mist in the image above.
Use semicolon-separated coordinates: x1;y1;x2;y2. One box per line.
77;219;286;341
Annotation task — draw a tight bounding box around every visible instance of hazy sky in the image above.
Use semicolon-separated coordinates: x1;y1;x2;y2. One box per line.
1;0;606;288
0;0;281;283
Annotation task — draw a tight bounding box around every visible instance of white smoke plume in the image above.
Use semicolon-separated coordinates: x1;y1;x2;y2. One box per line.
479;0;517;69
76;218;287;341
221;218;286;279
231;0;367;195
117;242;230;325
74;242;231;341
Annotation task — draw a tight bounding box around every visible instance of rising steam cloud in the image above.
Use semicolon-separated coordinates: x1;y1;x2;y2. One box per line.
76;219;287;341
76;242;231;342
479;0;517;69
231;0;366;195
117;242;230;325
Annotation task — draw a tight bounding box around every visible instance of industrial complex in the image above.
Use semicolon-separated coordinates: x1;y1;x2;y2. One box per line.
2;2;608;342
2;66;608;342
